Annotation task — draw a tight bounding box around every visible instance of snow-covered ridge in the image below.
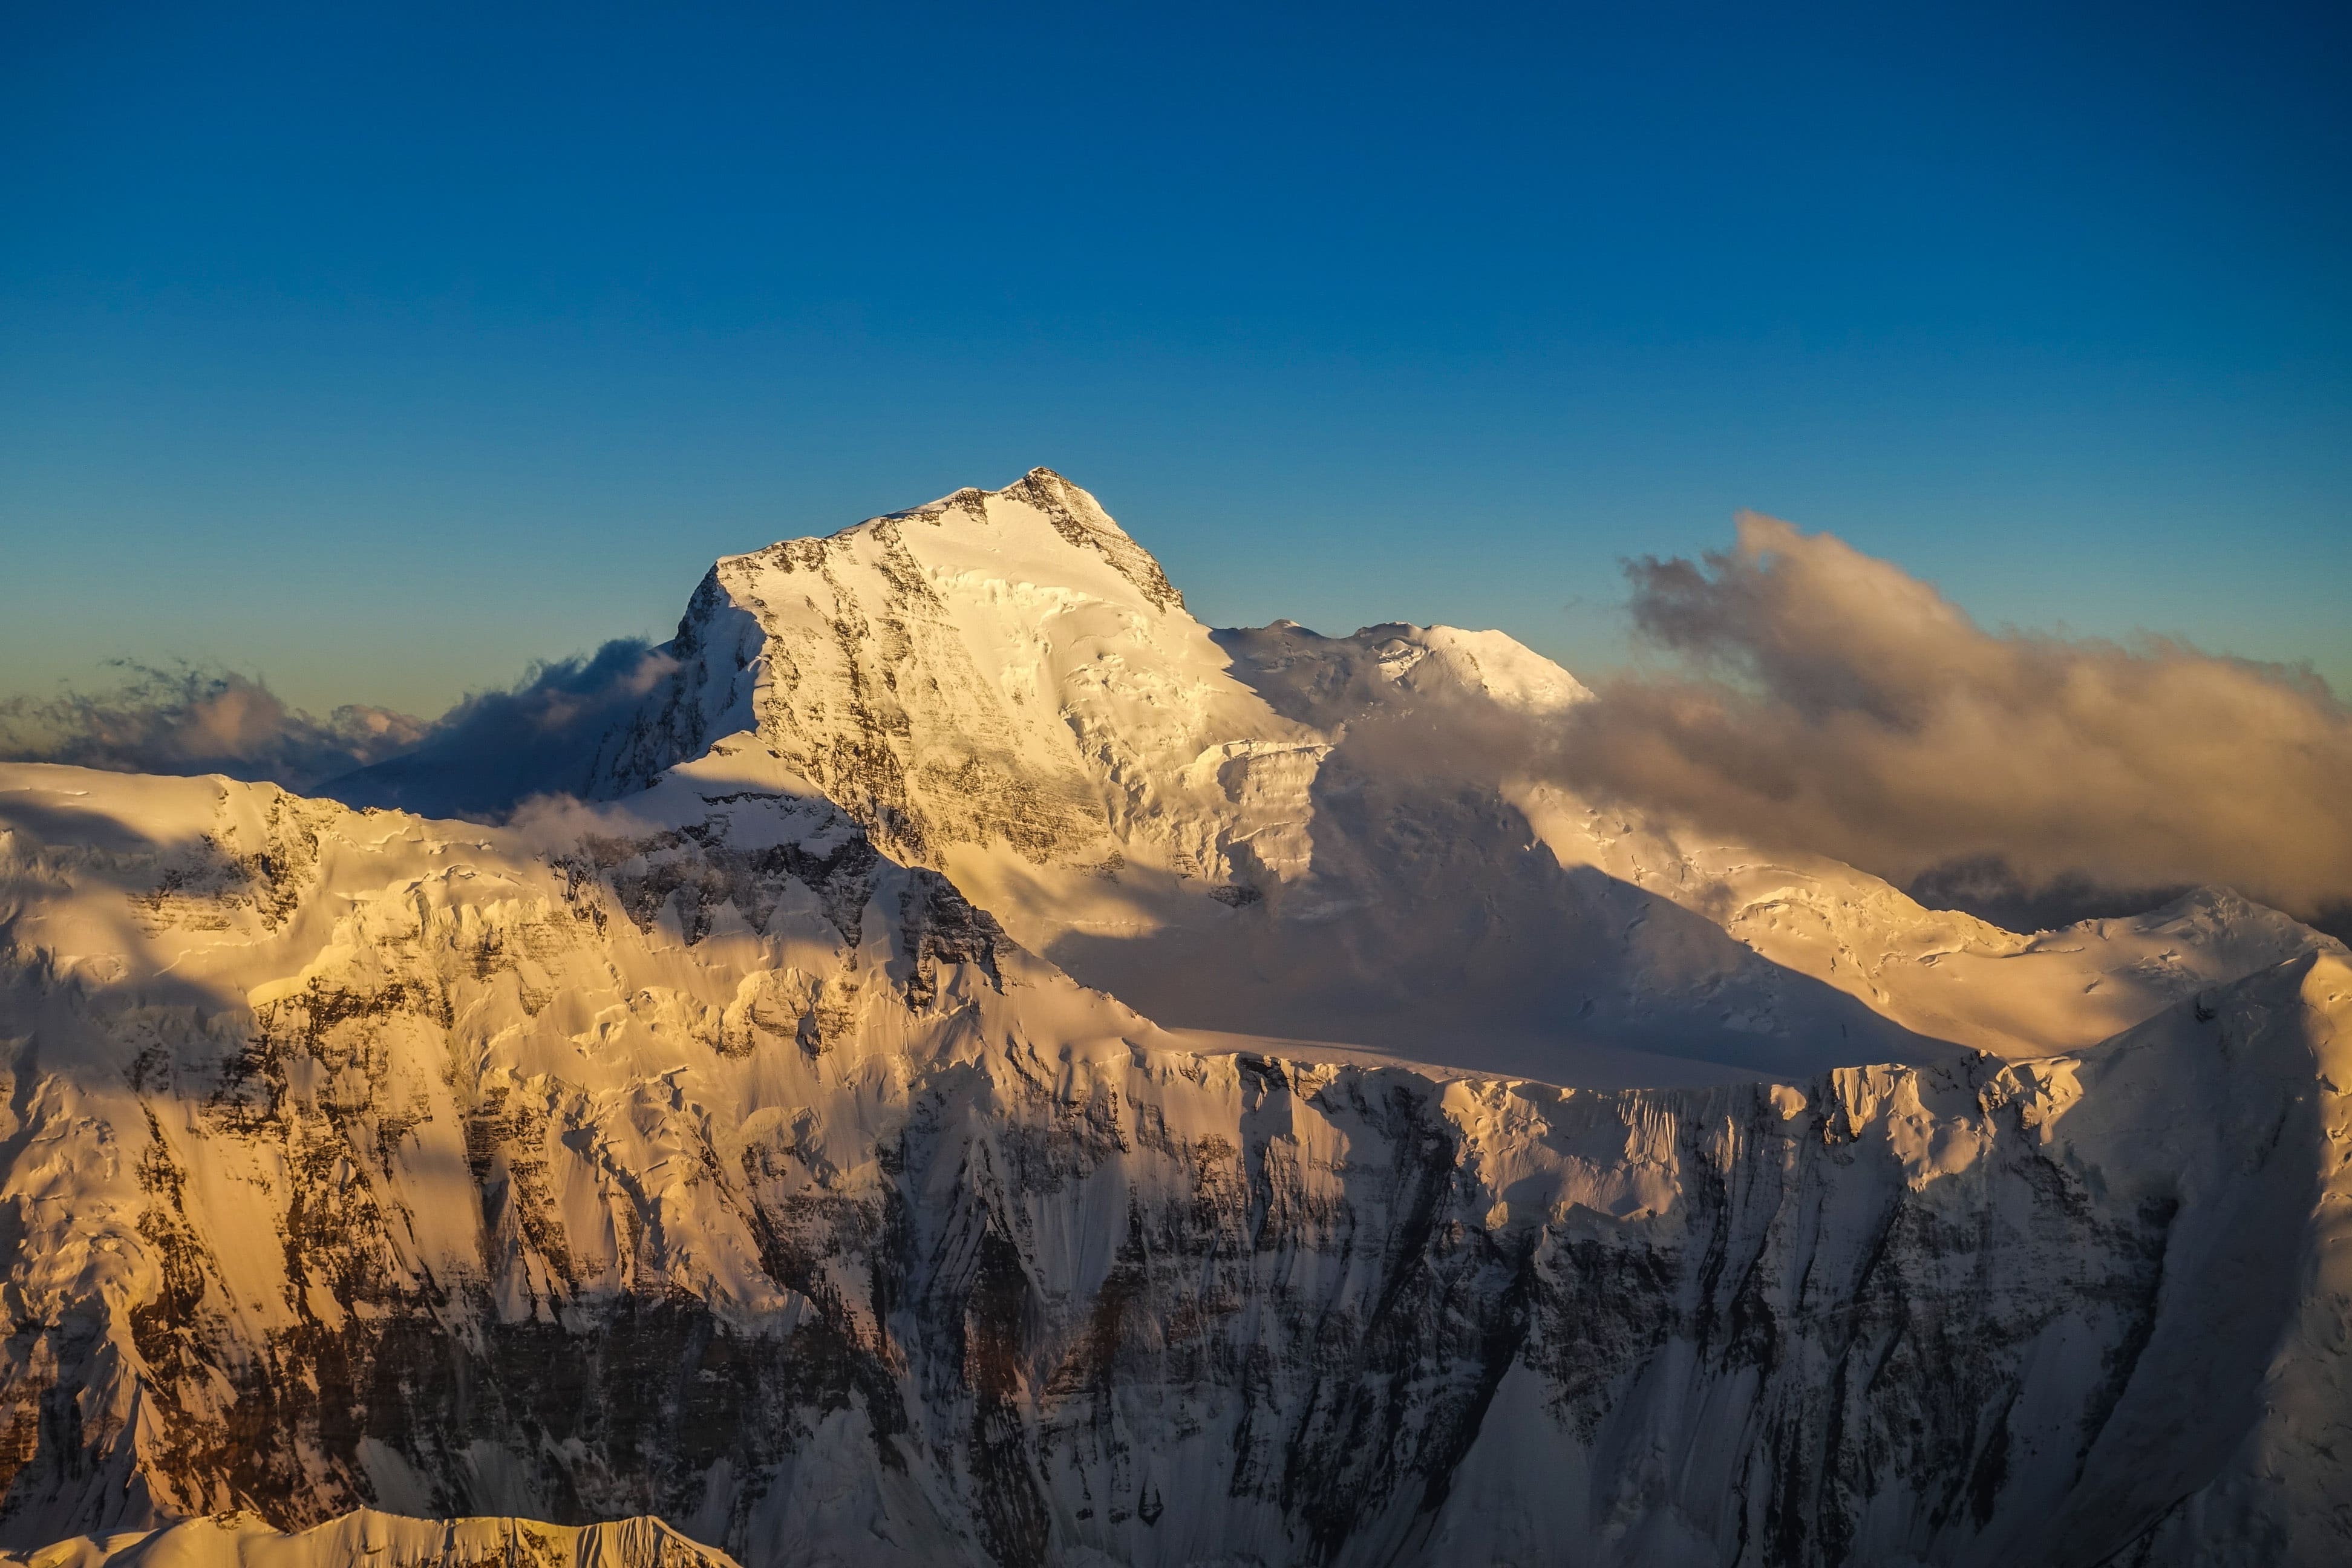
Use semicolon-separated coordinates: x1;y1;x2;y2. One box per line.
8;1511;734;1568
2;762;2348;1564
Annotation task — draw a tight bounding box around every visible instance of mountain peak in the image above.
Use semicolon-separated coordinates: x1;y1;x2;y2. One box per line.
875;466;1181;614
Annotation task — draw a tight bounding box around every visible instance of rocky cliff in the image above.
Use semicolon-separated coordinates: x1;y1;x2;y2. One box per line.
2;750;2345;1565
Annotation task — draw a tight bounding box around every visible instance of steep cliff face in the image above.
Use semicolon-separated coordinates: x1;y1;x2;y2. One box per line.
584;469;1297;876
4;759;2347;1566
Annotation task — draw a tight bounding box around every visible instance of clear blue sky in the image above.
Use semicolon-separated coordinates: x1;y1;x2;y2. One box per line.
4;1;2346;716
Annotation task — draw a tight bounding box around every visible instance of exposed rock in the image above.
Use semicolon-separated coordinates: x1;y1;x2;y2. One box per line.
2;762;2347;1566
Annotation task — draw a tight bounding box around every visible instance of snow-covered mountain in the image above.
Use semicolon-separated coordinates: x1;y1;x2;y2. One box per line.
4;470;2348;1566
548;469;2330;1085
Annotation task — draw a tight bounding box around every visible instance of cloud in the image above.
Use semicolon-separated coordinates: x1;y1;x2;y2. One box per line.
315;639;679;820
0;641;679;822
1552;513;2352;928
0;664;427;789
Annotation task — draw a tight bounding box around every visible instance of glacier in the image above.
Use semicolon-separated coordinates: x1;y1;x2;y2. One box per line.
2;469;2347;1566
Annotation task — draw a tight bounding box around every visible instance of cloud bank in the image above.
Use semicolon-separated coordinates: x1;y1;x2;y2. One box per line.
0;665;427;790
0;641;676;819
1553;513;2352;929
323;639;679;819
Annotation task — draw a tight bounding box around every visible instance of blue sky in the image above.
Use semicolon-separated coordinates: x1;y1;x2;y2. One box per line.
4;1;2347;716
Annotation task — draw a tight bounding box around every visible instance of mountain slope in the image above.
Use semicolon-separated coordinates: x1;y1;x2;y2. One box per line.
4;760;2348;1566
